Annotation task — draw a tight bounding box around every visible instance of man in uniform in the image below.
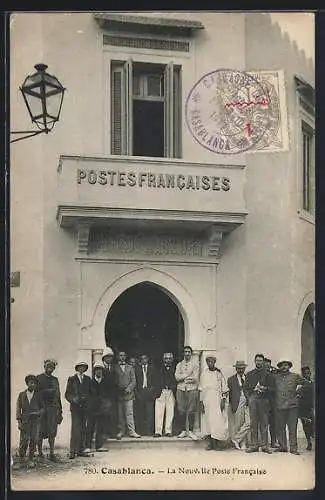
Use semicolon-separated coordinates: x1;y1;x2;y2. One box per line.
65;358;93;459
298;366;315;451
175;346;200;440
36;359;63;461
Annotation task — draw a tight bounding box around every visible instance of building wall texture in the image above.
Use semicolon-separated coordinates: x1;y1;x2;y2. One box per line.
10;12;314;445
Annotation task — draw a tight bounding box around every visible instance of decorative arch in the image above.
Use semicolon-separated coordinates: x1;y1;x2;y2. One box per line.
83;266;203;350
297;291;315;373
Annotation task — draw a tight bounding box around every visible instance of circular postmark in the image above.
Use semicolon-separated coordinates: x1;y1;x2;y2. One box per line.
185;69;276;154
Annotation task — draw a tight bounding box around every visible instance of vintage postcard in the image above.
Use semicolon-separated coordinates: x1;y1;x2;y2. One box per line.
9;10;315;491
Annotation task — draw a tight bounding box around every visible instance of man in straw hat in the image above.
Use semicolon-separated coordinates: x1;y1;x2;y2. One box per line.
65;358;93;459
36;359;62;461
199;355;229;450
273;360;307;455
85;361;114;452
16;374;44;464
227;361;250;450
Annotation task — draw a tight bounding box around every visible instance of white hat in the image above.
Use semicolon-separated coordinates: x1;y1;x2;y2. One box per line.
93;361;105;370
75;358;88;370
102;347;114;359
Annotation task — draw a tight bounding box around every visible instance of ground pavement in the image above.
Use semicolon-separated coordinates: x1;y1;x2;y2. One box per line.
11;437;315;491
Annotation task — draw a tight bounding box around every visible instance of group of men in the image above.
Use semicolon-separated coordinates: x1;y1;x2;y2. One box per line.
15;348;314;464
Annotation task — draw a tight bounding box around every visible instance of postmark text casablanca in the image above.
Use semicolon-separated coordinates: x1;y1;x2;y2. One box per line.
186;69;278;154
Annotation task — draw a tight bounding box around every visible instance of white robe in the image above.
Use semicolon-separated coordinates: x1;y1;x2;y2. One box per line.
199;369;229;440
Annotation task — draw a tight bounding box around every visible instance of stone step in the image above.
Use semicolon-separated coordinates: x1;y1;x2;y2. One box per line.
103;436;206;449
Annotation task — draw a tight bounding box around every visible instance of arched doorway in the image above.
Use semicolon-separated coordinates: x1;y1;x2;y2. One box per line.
105;282;185;364
301;303;315;375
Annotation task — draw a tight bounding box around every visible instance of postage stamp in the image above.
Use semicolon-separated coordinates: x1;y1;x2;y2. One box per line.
185;69;281;155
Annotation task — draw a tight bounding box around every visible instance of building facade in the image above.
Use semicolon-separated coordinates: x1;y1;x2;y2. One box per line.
10;12;315;444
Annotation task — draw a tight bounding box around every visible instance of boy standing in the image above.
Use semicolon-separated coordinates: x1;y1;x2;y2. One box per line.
16;374;44;464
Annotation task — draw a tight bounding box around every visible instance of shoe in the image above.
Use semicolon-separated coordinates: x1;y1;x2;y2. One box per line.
129;432;141;438
77;451;91;457
177;430;187;438
231;439;241;450
188;431;198;441
69;453;76;459
116;432;123;440
83;448;91;453
245;447;259;453
273;448;288;452
306;442;312;451
262;447;272;454
38;452;45;459
165;433;172;437
205;440;213;451
96;447;108;452
49;454;59;462
154;433;162;438
271;442;280;448
290;450;300;455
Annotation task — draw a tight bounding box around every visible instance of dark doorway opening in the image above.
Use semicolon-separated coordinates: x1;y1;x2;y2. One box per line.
301;303;315;376
105;282;185;364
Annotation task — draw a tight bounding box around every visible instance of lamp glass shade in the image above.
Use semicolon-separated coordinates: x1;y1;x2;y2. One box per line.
20;64;65;132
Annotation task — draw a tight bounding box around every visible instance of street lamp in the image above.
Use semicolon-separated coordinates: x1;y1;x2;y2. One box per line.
11;63;66;144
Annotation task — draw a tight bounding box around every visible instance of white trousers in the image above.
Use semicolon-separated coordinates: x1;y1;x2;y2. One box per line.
155;389;175;435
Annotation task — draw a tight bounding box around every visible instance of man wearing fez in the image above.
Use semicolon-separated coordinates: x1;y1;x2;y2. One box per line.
154;352;177;437
65;358;93;459
244;353;274;454
175;346;200;440
264;357;279;448
199;356;229;450
227;361;250;450
115;351;141;439
85;361;114;453
16;374;44;464
102;347;118;439
274;360;307;455
298;366;315;451
135;354;156;436
36;359;63;461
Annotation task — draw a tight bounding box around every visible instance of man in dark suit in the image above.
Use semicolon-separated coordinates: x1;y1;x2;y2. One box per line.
102;347;118;439
65;359;93;459
298;366;315;451
115;351;141;438
16;374;44;463
227;361;250;450
154;352;177;437
244;353;274;454
36;359;63;461
264;357;279;448
85;361;114;452
135;354;156;436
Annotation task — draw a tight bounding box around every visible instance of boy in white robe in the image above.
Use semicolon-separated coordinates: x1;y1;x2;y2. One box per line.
199;356;229;450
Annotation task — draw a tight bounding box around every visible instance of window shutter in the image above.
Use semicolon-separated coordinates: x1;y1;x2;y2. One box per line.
164;62;174;158
111;65;124;155
125;58;133;155
173;66;182;158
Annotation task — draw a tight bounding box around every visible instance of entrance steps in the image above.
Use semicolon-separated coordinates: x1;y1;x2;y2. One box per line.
104;436;206;450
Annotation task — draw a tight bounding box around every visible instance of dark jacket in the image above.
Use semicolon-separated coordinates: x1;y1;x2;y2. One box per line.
114;363;136;401
154;363;177;398
65;373;93;411
135;364;156;398
89;375;115;415
243;368;275;400
36;373;62;412
228;374;246;413
16;390;44;423
274;371;306;410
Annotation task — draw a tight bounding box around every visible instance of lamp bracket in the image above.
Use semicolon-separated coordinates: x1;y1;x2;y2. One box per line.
10;129;46;143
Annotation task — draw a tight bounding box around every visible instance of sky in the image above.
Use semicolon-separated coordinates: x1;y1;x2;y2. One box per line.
269;12;315;61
